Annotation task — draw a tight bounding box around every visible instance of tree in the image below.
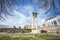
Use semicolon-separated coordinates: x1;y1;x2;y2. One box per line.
19;27;21;29
13;26;16;29
13;26;16;33
19;27;21;32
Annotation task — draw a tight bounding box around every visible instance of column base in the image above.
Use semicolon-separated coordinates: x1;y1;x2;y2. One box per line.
31;30;40;33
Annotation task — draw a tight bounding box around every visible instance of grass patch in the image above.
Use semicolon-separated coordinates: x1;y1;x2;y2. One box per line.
35;34;60;40
0;36;37;40
12;37;36;40
0;34;60;40
0;36;12;40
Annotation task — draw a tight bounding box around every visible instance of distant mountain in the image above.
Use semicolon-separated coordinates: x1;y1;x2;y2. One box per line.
0;24;12;28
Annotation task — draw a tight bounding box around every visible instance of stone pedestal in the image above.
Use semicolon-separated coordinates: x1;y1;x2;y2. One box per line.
31;30;40;33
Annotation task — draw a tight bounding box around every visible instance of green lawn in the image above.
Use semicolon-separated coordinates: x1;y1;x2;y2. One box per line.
0;34;60;40
35;34;60;40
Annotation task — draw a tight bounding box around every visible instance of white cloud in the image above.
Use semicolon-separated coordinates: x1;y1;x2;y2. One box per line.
0;5;47;28
0;5;33;28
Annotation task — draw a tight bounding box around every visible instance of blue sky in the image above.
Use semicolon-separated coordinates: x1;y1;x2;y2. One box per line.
0;0;60;28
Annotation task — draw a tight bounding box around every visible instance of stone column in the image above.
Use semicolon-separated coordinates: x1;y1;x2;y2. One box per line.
32;12;38;30
31;12;40;33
